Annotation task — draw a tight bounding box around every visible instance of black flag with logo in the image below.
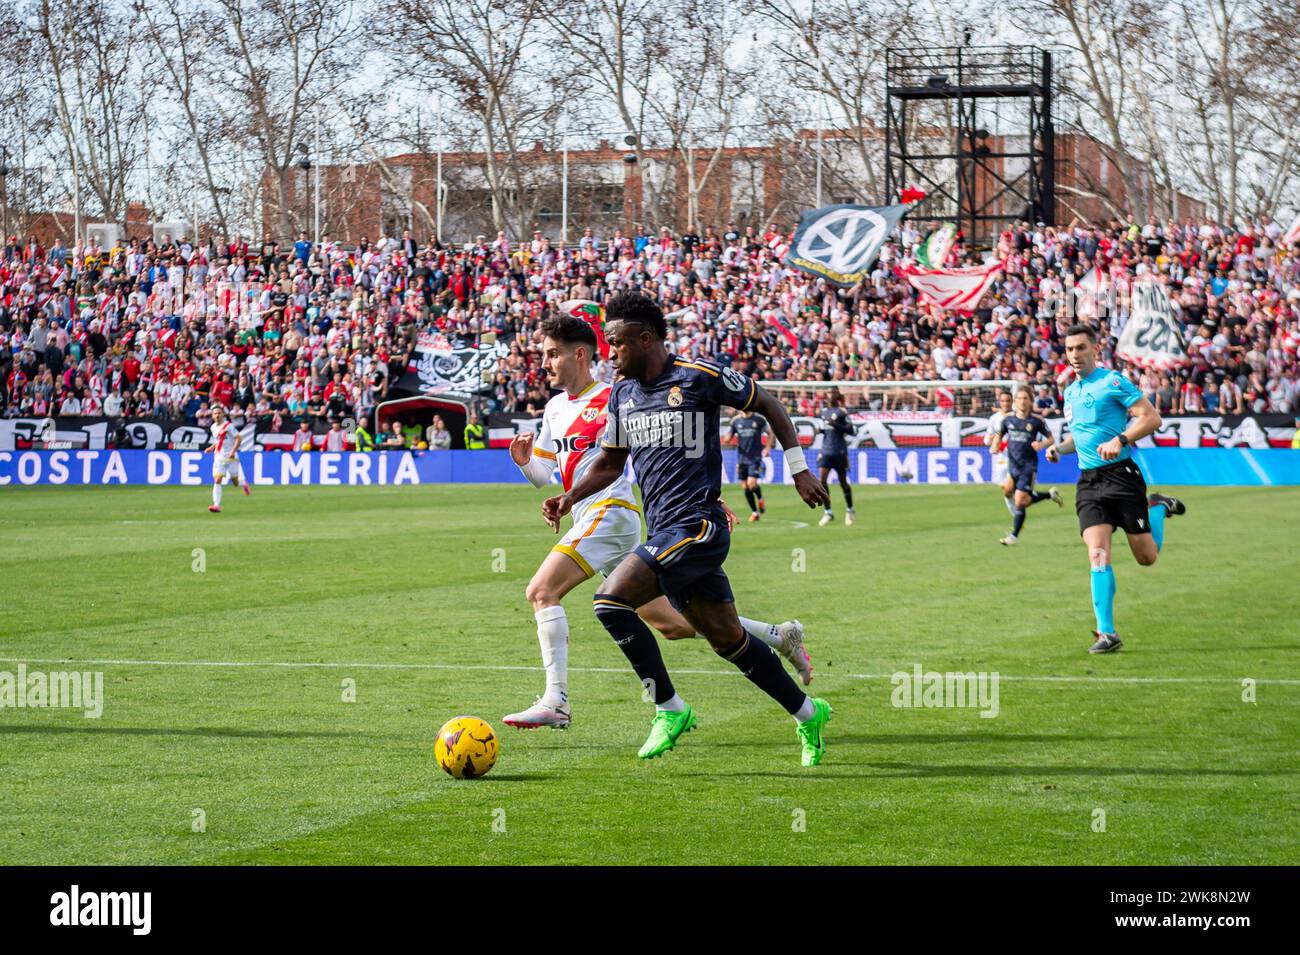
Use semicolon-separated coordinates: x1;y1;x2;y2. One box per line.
784;203;909;287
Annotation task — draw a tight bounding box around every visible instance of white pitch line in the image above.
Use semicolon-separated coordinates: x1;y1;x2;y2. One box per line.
0;656;1296;685
0;656;728;677
845;673;1300;686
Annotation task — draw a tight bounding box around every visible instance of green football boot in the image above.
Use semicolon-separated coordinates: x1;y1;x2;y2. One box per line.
796;698;833;766
638;704;697;759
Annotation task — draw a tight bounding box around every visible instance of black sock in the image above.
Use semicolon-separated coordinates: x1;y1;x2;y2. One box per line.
1012;507;1026;536
754;484;764;505
743;487;757;512
1029;491;1050;505
594;595;676;704
842;484;854;509
719;633;806;715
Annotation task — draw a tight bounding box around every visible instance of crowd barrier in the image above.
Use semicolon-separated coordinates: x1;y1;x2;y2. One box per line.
2;447;1297;486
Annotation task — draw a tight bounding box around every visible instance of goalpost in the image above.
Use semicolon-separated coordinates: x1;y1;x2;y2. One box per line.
748;379;1022;485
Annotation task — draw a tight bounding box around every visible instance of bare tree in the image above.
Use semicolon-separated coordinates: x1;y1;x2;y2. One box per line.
1036;0;1164;220
539;0;678;227
136;0;236;237
393;0;573;239
755;0;920;205
642;0;755;233
32;0;153;233
210;0;358;240
0;5;61;239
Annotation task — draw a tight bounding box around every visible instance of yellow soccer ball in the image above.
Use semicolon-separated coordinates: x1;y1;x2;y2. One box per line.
435;716;499;779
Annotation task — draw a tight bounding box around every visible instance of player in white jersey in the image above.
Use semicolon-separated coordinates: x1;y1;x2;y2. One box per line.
502;314;812;729
984;389;1016;517
204;404;250;512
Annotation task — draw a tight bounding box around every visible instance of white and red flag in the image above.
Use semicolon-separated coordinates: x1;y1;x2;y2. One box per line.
1074;265;1100;320
1283;211;1300;246
900;259;1005;312
1115;278;1191;371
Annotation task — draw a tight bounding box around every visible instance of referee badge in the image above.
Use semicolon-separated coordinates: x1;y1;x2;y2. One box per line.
667;386;684;407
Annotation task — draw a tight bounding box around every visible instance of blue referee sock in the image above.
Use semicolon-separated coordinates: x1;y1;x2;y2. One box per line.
1149;503;1167;552
1090;566;1116;635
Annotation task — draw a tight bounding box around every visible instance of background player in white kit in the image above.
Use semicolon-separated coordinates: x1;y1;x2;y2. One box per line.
502;315;812;729
204;404;250;512
985;389;1016;517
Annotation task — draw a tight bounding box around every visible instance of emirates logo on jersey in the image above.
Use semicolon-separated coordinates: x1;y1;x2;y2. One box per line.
581;406;601;423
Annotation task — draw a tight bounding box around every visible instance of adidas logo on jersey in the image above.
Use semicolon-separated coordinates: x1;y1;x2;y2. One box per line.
643;545;659;556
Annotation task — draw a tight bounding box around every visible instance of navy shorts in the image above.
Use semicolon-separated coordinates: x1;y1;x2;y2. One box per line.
634;517;734;612
818;451;850;473
1010;464;1037;493
736;459;763;481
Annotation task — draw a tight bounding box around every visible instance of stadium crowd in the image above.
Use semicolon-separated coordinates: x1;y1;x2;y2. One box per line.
2;211;1299;440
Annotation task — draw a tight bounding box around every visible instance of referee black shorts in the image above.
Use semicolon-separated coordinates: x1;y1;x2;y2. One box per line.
1076;459;1150;536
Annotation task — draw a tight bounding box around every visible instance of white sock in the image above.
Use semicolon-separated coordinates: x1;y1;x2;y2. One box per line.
738;616;782;649
794;696;815;723
212;483;223;506
535;606;569;707
657;693;686;713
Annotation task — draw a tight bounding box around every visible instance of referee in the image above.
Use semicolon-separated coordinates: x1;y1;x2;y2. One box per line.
1047;325;1186;653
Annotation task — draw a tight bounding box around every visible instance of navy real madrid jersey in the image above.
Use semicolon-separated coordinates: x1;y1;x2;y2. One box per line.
729;414;769;464
602;357;758;533
819;406;853;456
999;413;1050;472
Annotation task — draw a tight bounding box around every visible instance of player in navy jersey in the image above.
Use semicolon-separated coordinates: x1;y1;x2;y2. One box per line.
817;389;856;526
543;293;836;766
994;387;1063;545
728;410;769;521
1047;325;1187;653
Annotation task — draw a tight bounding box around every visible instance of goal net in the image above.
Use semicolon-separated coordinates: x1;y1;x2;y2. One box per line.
742;379;1021;486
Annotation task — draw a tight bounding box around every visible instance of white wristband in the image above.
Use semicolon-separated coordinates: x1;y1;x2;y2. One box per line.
784;446;809;476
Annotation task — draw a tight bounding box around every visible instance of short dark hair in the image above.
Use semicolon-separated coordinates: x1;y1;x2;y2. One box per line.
604;292;667;339
539;314;598;353
1065;323;1097;341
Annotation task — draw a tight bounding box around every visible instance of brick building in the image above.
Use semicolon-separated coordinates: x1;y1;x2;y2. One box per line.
252;129;1198;244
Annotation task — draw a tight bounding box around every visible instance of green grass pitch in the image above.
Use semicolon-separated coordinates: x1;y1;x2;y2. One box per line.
1;480;1296;865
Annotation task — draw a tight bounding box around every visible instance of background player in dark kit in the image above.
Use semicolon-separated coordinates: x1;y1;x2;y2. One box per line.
728;409;770;521
997;386;1063;545
817;389;856;526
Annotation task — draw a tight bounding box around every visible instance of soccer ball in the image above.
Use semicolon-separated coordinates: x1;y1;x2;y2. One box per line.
435;716;499;779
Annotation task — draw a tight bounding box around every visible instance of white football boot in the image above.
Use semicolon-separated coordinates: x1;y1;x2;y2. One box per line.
776;620;813;686
818;511;834;527
503;699;571;730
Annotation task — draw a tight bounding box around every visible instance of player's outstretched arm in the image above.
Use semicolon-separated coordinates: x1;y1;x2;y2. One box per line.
541;447;629;531
749;387;831;509
510;432;555;488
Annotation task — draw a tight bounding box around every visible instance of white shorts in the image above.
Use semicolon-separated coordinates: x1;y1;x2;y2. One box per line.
553;498;642;578
992;453;1009;483
213;456;242;482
